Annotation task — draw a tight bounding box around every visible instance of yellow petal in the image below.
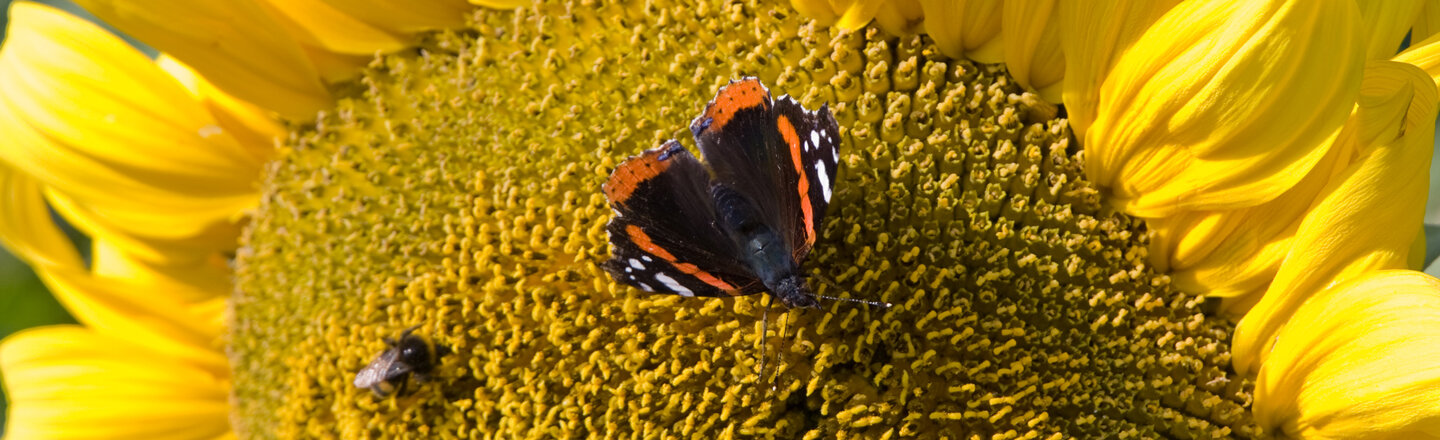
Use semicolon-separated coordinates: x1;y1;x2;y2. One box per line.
34;262;229;372
1357;0;1426;60
1256;270;1440;438
69;0;332;119
1002;0;1064;102
318;0;471;32
0;164;81;271
258;0;408;56
43;190;249;266
156;55;283;163
872;0;923;36
91;240;232;310
1084;0;1365;218
297;44;376;83
0;167;228;371
836;0;886;30
252;0;493;84
1149;204;1296;310
1149;126;1347;316
254;0;481;83
1234;60;1438;374
1;325;230;440
919;0;1004;63
468;0;533;8
1413;1;1440;46
0;3;268;261
790;0;840;26
1058;0;1180;137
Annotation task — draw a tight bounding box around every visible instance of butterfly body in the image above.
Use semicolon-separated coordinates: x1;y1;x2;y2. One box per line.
710;182;818;309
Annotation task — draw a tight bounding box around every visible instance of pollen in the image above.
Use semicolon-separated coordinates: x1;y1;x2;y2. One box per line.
231;1;1257;438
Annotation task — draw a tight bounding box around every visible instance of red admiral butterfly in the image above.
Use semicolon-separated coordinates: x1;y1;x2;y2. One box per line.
601;78;841;309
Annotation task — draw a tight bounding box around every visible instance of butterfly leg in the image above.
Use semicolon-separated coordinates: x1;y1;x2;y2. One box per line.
757;296;772;388
774;309;792;392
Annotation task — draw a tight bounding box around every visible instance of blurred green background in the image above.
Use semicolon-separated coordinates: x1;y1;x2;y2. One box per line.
3;0;1440;435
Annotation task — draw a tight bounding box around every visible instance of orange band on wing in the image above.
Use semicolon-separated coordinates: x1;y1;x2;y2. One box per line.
776;115;816;247
604;149;671;203
702;79;769;132
626;224;741;293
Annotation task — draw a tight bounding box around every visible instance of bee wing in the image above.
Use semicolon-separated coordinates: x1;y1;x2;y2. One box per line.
384;359;414;378
354;349;402;388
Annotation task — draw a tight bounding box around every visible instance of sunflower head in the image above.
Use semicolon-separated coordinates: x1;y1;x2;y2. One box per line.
229;1;1255;438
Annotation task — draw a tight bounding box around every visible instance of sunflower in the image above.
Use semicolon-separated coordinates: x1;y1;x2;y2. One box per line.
4;0;1440;438
0;0;485;436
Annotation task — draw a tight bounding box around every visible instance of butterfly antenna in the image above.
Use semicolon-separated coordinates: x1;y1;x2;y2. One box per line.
816;295;892;308
811;273;893;308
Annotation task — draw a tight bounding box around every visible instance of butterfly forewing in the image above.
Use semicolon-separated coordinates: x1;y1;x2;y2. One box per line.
602;141;764;298
690;78;842;261
602;78;842;305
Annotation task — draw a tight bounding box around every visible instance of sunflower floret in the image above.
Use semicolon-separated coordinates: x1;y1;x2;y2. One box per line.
234;1;1258;438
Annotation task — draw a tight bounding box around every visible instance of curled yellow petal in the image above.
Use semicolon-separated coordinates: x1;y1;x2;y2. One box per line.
1256;270;1440;438
0;325;230;440
1059;0;1179;137
1002;0;1064;102
1396;31;1440;92
68;0;331;119
0;2;270;262
1234;60;1438;374
919;0;1004;63
1084;0;1364;218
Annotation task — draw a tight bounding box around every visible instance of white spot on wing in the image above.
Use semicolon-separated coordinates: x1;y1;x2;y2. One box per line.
654;272;694;297
810;130;820;151
816;161;832;202
628;259;644;270
641;255;653;262
637;282;655;292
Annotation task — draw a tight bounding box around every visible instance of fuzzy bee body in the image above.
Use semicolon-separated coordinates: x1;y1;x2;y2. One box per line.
353;327;447;397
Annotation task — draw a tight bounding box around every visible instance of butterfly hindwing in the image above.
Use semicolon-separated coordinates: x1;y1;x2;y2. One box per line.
690;78;842;261
602;141;764;298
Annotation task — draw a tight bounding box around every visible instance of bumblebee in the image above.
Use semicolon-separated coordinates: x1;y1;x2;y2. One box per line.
353;327;448;397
